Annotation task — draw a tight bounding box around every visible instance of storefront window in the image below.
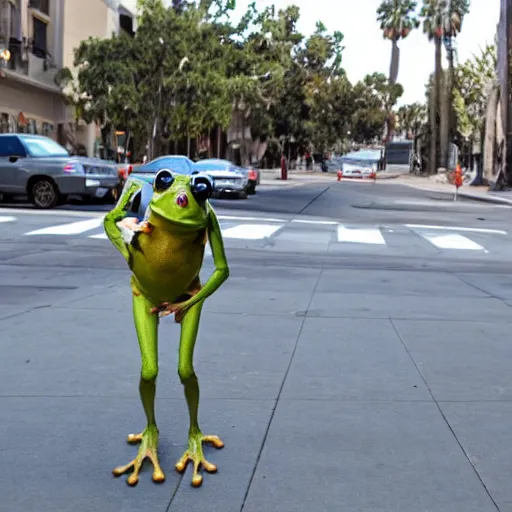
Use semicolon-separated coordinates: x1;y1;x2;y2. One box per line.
0;113;17;133
27;119;38;134
42;122;54;137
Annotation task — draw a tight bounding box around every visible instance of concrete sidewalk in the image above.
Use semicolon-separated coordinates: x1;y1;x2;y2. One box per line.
1;252;512;511
381;174;512;205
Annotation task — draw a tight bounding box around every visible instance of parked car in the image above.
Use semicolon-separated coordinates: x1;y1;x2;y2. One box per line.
193;159;258;196
116;155;195;194
0;134;119;208
340;150;380;178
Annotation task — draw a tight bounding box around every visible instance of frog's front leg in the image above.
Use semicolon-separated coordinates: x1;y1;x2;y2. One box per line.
112;291;165;486
103;180;147;262
174;299;224;487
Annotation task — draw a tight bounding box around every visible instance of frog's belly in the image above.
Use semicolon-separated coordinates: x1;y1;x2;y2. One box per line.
130;232;205;304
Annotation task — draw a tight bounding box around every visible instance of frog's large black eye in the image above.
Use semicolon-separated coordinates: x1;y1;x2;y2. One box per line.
190;174;213;202
154;169;174;192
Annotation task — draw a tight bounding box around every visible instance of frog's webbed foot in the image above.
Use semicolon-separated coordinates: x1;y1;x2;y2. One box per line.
112;425;165;486
175;432;224;487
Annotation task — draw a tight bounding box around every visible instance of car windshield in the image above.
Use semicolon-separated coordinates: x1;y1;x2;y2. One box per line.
136;157;192;174
194;163;229;171
21;137;69;157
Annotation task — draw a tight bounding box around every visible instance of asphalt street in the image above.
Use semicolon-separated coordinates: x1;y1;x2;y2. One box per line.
2;179;512;511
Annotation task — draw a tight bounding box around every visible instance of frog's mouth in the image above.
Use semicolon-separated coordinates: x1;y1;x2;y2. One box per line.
148;205;208;230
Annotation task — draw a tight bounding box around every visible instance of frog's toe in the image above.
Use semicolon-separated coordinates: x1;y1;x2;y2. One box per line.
113;426;165;486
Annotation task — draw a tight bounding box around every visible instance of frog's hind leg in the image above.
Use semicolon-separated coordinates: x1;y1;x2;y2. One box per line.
174;300;224;487
112;292;165;486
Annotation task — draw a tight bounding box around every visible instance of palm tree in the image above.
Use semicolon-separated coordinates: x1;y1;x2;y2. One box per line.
397;102;428;139
420;0;470;173
441;0;470;169
377;0;420;85
376;0;419;141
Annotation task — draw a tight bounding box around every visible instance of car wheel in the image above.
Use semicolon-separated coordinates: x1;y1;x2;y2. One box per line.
239;191;248;199
247;182;256;195
31;178;60;209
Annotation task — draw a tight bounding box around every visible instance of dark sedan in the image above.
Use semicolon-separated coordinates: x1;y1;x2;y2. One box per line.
193;159;259;195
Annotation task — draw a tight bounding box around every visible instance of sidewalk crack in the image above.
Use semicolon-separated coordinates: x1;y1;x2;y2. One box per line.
239;268;323;511
389;318;501;511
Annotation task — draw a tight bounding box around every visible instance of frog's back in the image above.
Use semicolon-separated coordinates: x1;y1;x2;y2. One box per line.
130;223;206;305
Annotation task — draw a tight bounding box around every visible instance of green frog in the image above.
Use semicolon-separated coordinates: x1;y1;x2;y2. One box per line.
104;169;229;488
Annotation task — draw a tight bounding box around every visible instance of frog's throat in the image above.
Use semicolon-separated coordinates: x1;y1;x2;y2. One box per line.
148;207;208;231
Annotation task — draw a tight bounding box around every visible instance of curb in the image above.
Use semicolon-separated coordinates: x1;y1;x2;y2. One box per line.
376;173;405;180
397;182;512;206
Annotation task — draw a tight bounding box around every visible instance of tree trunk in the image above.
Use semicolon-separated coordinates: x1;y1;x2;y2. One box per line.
439;71;449;170
123;130;131;163
445;49;455;168
187;133;191;158
217;126;221;158
429;37;442;174
483;82;499;183
240;110;247;166
389;38;400;84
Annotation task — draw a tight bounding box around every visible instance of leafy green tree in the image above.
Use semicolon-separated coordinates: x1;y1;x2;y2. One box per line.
54;32;139;158
350;73;404;144
451;43;497;180
396;102;428;138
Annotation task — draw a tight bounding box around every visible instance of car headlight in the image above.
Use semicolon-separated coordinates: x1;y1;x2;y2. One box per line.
64;162;85;174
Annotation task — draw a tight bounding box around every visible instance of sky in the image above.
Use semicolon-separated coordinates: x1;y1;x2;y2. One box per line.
231;0;500;106
121;0;500;106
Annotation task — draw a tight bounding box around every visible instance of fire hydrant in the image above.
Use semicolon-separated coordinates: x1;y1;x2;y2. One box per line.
453;163;463;200
337;170;343;181
280;155;288;180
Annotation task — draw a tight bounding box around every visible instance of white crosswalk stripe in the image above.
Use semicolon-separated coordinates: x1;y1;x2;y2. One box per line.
25;217;104;236
415;232;484;250
337;225;386;245
222;223;283;239
4;213;510;255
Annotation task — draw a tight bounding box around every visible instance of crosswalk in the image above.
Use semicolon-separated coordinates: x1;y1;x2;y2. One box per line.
1;213;510;256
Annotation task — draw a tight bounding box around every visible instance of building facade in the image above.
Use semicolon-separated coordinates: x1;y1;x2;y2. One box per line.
0;0;134;156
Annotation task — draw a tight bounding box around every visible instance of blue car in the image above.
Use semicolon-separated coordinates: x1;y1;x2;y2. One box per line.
118;156;212;220
116;155;195;198
129;155;195;184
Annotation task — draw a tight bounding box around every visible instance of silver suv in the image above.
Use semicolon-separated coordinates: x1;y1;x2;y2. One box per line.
0;134;119;208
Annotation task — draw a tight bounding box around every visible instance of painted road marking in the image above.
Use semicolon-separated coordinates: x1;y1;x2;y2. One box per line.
221;223;282;239
337;225;386;244
406;224;507;235
419;233;484;250
25;217;104;235
292;219;338;225
0;216;16;223
89;233;108;239
218;215;285;222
